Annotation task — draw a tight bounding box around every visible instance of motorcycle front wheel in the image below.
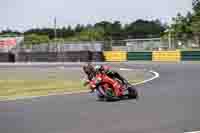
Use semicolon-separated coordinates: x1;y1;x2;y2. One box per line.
128;86;139;99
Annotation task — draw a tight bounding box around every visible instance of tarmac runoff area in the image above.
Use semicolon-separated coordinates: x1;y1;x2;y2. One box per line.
0;62;200;133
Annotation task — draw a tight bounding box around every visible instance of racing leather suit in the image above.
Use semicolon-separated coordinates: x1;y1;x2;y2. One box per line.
83;64;126;96
97;65;128;85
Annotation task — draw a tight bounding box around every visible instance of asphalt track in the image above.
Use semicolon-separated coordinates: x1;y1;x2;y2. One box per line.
0;62;200;133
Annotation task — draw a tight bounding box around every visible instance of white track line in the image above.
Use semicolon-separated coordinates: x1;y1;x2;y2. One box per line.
0;68;159;102
119;68;134;71
133;70;159;86
120;68;159;86
184;131;200;133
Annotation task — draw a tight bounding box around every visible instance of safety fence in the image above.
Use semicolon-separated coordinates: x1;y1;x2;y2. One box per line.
1;50;200;62
0;51;104;62
0;53;10;62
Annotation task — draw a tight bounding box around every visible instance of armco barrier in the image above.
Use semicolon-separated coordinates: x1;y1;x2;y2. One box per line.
0;53;9;62
91;52;105;62
63;51;92;62
181;51;200;61
152;50;181;62
127;52;152;61
103;51;127;62
17;52;58;62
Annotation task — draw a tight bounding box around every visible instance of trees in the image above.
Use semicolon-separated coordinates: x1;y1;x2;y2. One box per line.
24;28;54;39
24;34;50;45
193;0;200;12
171;13;192;40
21;19;166;44
163;0;200;48
94;21;113;40
124;19;165;38
112;21;122;33
190;0;200;47
74;24;84;33
0;29;22;36
68;26;105;41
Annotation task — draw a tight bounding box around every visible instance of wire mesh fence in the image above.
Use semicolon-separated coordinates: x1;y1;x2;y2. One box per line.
1;37;200;53
18;42;105;52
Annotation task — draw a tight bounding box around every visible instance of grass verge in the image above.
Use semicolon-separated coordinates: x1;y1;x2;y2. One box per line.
0;79;143;100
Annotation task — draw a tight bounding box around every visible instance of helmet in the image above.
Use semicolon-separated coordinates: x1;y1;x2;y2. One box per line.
83;63;95;74
95;65;101;70
95;65;104;72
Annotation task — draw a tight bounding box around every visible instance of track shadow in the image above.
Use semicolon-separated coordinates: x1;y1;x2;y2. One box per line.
95;96;139;103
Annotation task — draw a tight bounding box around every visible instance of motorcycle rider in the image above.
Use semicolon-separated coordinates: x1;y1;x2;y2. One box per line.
82;63;127;96
83;63;127;83
83;63;96;81
82;63;96;92
94;65;129;85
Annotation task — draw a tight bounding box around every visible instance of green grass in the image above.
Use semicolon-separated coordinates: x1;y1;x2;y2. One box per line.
0;67;145;100
0;80;85;99
0;79;142;100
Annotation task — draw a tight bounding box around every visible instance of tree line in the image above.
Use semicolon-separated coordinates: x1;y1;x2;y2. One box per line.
0;19;166;45
168;0;200;47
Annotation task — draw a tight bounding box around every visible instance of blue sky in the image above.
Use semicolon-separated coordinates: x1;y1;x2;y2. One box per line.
0;0;192;31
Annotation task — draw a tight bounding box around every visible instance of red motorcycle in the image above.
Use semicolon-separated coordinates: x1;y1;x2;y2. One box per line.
85;72;138;101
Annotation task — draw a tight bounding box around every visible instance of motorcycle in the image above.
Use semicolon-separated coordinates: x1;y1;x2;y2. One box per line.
84;72;138;101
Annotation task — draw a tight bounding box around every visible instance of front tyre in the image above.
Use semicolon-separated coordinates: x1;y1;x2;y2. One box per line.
128;86;138;99
97;95;105;101
95;88;105;101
